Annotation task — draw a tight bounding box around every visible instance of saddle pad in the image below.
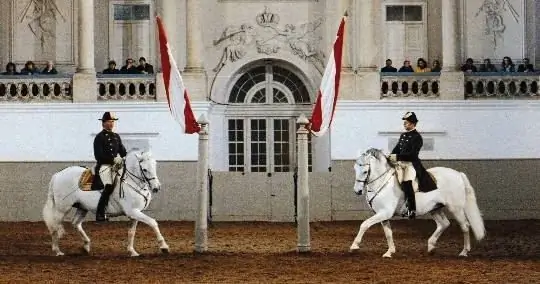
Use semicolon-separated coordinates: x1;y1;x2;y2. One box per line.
78;168;94;191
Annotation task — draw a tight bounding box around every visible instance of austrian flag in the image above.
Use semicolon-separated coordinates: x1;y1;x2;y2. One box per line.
310;16;346;137
156;16;200;134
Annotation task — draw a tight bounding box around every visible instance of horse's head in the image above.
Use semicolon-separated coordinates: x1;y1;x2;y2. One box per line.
125;150;161;193
353;148;389;195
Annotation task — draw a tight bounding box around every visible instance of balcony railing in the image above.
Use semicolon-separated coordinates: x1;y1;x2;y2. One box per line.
464;73;540;99
0;75;72;102
96;74;156;101
380;73;440;99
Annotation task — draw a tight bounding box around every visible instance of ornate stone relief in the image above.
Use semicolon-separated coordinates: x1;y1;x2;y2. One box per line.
18;0;66;50
474;0;520;49
212;7;325;74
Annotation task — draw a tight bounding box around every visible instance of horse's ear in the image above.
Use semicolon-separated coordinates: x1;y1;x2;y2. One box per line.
135;152;142;161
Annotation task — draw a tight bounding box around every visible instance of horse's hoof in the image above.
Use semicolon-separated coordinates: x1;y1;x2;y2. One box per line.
428;244;436;253
129;251;140;257
55;252;65;256
458;251;468;257
161;248;170;254
382;253;392;258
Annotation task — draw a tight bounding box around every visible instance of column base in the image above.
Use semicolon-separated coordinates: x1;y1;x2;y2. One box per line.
182;70;208;101
72;73;97;103
439;71;465;100
353;71;381;100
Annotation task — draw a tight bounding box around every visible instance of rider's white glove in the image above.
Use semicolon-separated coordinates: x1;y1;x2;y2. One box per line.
388;154;397;163
113;155;123;165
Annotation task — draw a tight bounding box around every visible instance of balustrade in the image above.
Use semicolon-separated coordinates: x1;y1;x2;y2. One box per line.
96;74;156;101
0;75;72;102
464;73;540;99
380;73;440;99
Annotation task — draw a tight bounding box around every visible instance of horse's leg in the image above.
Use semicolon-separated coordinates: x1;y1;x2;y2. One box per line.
71;209;91;254
451;209;471;257
380;220;396;258
127;218;139;257
349;212;391;252
128;210;169;254
427;210;450;253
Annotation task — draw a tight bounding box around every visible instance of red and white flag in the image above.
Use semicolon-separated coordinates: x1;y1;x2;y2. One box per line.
310;16;346;137
157;16;200;134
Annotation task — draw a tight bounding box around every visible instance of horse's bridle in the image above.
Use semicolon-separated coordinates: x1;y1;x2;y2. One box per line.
117;158;158;205
355;159;395;208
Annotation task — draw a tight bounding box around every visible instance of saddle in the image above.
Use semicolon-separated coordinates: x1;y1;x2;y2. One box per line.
397;170;438;193
78;168;103;191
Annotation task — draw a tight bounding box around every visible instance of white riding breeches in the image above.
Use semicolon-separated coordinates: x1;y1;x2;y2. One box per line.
98;165;115;186
396;161;416;182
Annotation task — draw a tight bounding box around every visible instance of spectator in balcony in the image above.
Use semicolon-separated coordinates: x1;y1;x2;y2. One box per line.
430;60;442;72
479;59;497;72
41;60;58;74
136;57;154;74
120;58;140;74
461;58;477;73
381;59;397;72
20;61;38;75
398;60;414;72
102;60;120;74
517;58;534;72
414;58;431;73
501;56;515;72
2;62;19;75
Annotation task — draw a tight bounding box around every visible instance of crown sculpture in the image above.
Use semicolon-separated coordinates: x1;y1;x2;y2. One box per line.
256;6;279;27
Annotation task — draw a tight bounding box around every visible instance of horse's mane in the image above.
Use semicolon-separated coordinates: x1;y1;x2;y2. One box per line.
365;148;385;160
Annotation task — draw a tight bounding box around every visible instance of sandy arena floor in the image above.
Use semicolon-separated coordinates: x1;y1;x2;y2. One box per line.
0;219;537;283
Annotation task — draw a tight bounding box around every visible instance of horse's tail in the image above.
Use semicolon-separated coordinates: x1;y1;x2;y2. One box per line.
42;173;65;239
460;172;485;241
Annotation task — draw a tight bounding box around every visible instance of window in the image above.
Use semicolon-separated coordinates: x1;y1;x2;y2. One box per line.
113;4;150;21
385;5;423;22
227;62;312;173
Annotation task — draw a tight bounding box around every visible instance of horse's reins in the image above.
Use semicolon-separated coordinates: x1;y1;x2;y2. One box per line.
356;161;396;208
117;159;157;209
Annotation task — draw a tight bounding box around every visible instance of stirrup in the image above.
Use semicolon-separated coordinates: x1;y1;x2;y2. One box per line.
96;214;109;222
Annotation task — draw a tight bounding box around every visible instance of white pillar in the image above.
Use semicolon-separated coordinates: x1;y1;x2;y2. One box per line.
185;0;204;71
296;114;310;253
77;0;95;74
337;0;351;70
357;0;376;71
194;114;209;253
442;0;459;71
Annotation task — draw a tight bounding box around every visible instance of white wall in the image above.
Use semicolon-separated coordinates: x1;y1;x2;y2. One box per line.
331;100;540;160
0;102;210;162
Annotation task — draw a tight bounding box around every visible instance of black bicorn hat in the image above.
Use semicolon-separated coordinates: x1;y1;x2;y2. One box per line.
402;111;418;123
99;112;118;121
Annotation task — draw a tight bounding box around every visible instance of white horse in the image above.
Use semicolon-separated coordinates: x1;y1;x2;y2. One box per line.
350;148;485;257
42;150;170;257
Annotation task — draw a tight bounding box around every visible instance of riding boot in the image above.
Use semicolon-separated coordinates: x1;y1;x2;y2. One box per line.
96;184;114;222
402;181;416;219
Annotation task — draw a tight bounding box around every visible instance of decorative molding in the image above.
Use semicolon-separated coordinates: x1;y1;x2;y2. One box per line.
212;6;325;75
378;131;447;136
18;0;67;50
335;100;540;110
0;101;212;113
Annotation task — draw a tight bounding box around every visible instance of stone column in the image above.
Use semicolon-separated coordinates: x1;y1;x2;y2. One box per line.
337;0;351;71
185;0;204;72
440;0;464;99
441;0;458;71
182;0;207;101
73;0;96;102
296;114;310;253
195;114;209;253
349;0;380;100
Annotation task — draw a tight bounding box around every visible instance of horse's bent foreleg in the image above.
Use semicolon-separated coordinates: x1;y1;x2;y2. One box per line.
71;209;90;254
428;210;450;253
349;212;391;252
127;209;169;254
127;218;139;257
380;220;396;258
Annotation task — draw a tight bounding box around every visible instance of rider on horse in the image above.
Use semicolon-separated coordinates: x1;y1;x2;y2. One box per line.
93;112;127;222
388;112;436;219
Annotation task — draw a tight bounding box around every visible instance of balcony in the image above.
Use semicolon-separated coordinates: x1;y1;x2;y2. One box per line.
0;74;157;103
380;72;540;100
464;73;540;99
380;73;440;99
